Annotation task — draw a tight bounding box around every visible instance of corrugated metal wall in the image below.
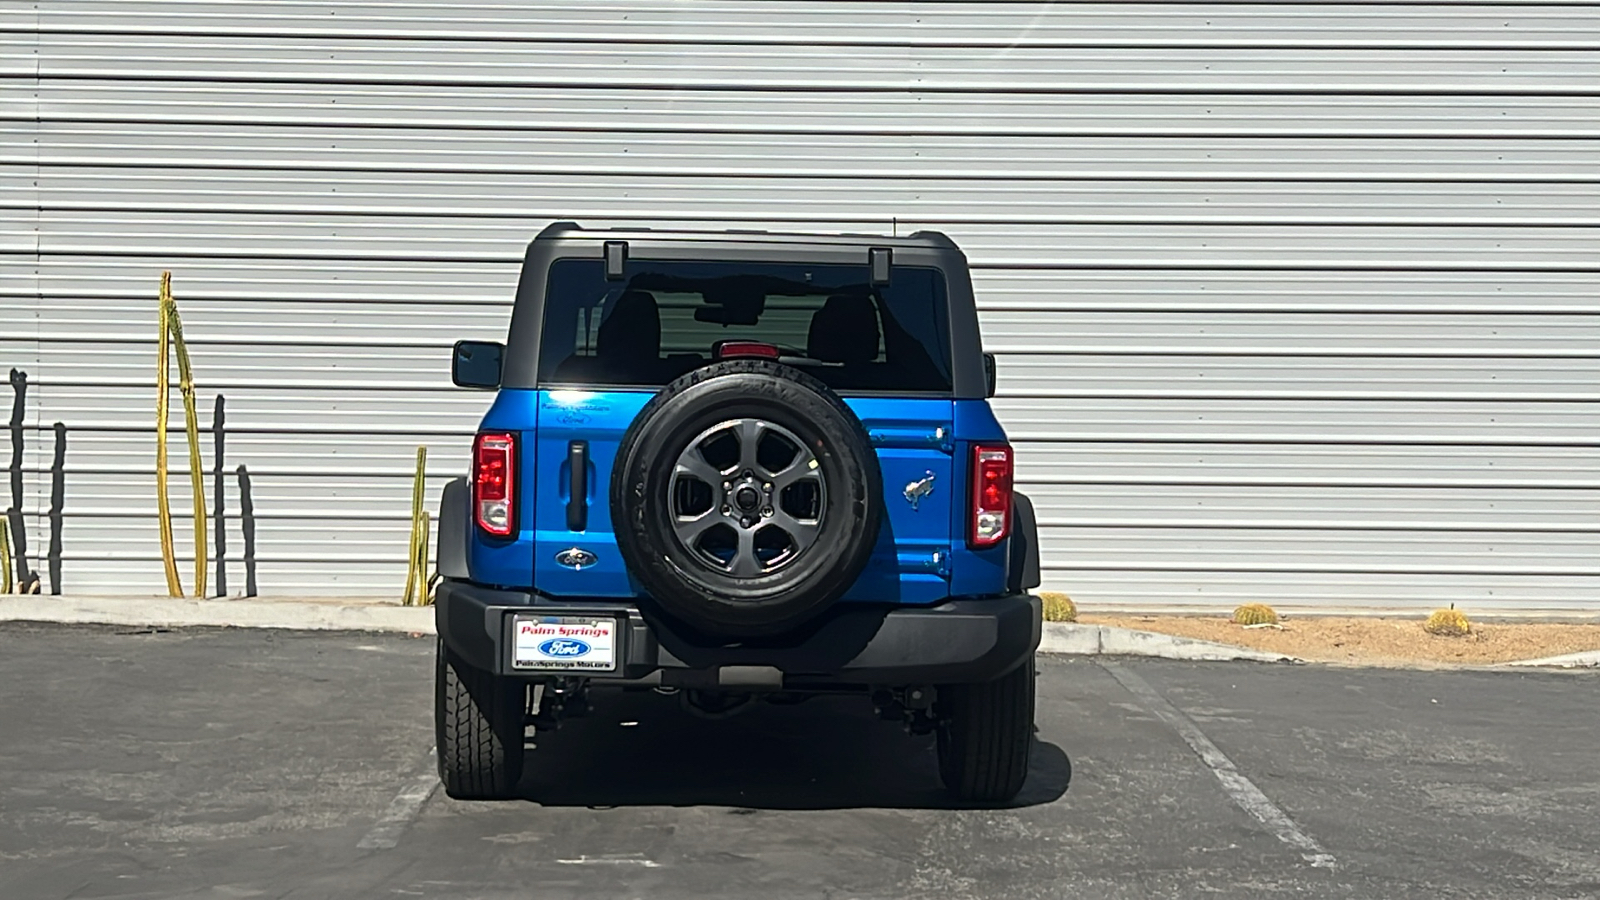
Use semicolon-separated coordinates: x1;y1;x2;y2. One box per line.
3;2;1597;609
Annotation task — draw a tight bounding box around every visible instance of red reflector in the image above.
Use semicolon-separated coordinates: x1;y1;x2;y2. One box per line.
474;432;515;536
714;340;781;360
969;443;1013;549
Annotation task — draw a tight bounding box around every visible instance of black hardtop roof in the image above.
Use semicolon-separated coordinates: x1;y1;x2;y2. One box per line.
504;221;987;398
533;221;961;252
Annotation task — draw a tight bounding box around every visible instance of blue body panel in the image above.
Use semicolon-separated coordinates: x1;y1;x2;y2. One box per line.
840;398;955;605
533;389;652;597
468;390;1011;604
466;389;539;588
948;399;1011;597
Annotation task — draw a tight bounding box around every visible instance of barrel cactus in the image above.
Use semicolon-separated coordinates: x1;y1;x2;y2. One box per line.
1425;607;1471;637
1039;592;1077;623
1231;603;1280;626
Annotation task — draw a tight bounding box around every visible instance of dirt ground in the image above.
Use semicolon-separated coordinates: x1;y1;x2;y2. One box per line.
1077;614;1600;666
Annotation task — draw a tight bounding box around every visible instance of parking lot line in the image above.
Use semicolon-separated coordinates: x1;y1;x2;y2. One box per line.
1099;661;1338;870
358;750;440;851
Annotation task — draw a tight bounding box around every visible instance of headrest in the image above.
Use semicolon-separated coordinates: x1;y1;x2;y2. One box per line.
596;290;661;361
807;295;879;365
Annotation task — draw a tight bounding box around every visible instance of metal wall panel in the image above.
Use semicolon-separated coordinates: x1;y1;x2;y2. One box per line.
4;1;1598;609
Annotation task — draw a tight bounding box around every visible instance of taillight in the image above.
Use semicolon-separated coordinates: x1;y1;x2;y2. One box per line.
474;432;516;537
713;340;781;360
969;443;1013;549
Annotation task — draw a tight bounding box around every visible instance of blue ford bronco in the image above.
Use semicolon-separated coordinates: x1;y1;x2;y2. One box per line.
436;223;1042;802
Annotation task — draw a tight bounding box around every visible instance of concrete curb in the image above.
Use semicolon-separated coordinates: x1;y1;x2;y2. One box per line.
5;599;1291;662
0;595;436;634
1038;622;1302;663
4;598;1594;670
1499;650;1600;669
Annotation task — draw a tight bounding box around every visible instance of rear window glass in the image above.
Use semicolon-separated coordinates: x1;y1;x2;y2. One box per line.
537;258;953;394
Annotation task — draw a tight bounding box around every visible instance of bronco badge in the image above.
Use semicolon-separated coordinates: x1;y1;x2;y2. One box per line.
903;471;937;511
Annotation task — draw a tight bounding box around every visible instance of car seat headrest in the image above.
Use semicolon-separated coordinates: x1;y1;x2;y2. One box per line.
807;295;879;365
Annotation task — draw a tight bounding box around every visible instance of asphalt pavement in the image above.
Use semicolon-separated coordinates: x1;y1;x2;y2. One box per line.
1;622;1596;900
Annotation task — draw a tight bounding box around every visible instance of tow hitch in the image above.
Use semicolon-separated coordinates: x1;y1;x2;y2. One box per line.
872;685;939;736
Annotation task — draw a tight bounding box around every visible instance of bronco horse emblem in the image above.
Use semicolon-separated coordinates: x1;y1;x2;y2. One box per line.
903;471;937;511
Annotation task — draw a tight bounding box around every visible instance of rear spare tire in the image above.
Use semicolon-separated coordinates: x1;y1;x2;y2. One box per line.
611;359;883;637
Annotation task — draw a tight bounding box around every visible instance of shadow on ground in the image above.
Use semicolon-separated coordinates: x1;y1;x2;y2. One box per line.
511;688;1071;811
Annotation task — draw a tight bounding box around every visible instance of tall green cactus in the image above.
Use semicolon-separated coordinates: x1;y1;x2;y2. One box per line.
0;516;12;594
156;274;183;597
167;293;207;597
403;446;429;606
156;272;207;598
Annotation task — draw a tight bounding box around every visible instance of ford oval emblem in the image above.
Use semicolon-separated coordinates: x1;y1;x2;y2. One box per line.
538;638;591;658
555;547;598;570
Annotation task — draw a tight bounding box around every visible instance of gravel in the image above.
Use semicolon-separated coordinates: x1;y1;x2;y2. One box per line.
1079;614;1600;667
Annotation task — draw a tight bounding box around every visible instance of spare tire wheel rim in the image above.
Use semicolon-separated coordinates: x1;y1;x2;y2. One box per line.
667;417;826;577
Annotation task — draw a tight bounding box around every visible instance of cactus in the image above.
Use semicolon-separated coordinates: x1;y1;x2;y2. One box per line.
167;289;208;597
1425;606;1471;637
156;275;183;597
0;515;11;594
402;446;429;606
1232;603;1280;626
417;512;432;606
1039;591;1077;623
155;273;209;598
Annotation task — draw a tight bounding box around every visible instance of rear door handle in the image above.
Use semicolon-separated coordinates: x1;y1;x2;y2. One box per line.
567;441;588;532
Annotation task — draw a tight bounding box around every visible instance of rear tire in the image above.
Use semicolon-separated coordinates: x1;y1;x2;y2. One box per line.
436;640;525;800
936;658;1035;803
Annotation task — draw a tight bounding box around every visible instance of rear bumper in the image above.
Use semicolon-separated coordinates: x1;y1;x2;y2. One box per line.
435;580;1040;687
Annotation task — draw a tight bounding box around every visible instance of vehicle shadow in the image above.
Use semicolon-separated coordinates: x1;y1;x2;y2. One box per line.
514;689;1071;811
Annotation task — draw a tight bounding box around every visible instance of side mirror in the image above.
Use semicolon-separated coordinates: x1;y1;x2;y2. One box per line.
452;340;503;389
983;352;997;398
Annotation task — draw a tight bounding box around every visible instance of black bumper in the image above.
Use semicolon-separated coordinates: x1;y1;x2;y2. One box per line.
435;580;1041;687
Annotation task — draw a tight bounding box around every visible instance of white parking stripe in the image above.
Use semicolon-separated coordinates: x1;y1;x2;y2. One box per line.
1101;662;1337;869
358;751;440;851
556;856;663;867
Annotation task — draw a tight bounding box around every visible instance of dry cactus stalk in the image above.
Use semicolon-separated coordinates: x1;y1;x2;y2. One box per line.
403;446;428;606
156;275;182;597
1039;591;1077;623
0;516;11;594
1425;607;1471;637
167;291;208;597
156;273;208;598
417;512;432;606
1232;603;1280;626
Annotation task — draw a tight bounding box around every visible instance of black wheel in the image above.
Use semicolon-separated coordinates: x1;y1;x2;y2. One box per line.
436;640;525;800
936;658;1035;803
611;359;883;637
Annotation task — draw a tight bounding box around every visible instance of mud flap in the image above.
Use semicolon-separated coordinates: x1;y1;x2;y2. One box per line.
436;477;471;581
1007;491;1041;594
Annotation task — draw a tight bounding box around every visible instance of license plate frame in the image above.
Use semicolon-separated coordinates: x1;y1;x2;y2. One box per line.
509;614;621;673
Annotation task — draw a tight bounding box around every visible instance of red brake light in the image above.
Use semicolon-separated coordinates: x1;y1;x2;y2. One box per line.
969;443;1013;549
474;432;516;536
714;340;781;360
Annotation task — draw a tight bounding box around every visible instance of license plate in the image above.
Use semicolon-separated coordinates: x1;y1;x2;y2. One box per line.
511;615;619;672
